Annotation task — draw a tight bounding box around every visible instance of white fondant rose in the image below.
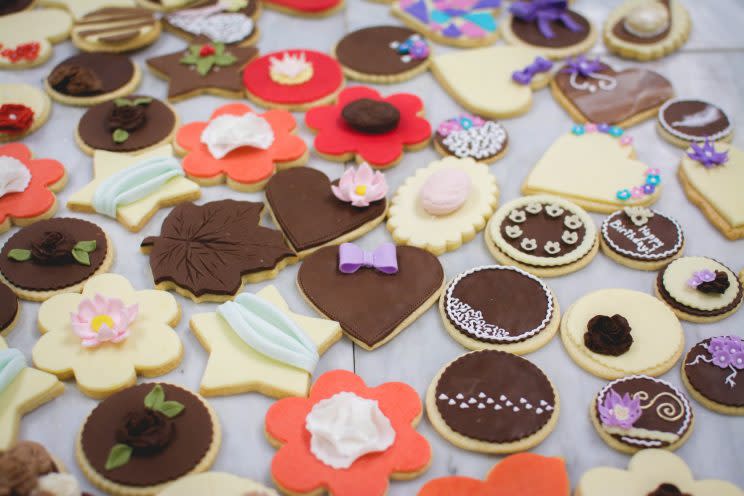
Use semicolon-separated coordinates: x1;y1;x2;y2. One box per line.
200;112;275;159
0;156;32;199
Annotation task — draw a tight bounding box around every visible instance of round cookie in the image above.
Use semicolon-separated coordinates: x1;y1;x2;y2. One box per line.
560;288;684;379
163;0;260;46
0;218;114;301
485;194;598;277
76;95;178;155
71;7;161;53
0;281;19;336
590;375;693;454
426;350;560;454
439;266;560;354
433;114;508;163
333;25;430;83
76;383;221;496
157;472;278;496
683;335;744;415
0;84;52;142
600;206;684;270
655;256;743;323
0;9;73;70
45;53;141;106
0;0;36;16
657;98;733;148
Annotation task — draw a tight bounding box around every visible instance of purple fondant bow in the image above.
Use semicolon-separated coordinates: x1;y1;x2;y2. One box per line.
510;0;583;39
561;55;603;77
338;242;398;275
512;56;553;85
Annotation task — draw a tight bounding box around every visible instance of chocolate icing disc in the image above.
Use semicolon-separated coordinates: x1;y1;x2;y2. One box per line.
510;10;591;48
0;218;108;292
444;266;553;344
0;0;33;16
0;281;18;330
47;54;135;96
335;25;428;76
73;8;158;46
611;0;671;45
601;210;683;261
658;98;732;143
81;383;214;486
684;337;744;407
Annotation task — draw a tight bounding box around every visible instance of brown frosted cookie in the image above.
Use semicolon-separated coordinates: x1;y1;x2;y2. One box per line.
683;336;744;415
433;114;508;163
657;98;733;148
71;7;161;53
0;281;19;336
45;53;141;106
426;350;559;453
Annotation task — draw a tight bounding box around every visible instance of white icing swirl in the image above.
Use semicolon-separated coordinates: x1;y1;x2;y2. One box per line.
200;112;275;159
0;156;32;199
33;473;82;496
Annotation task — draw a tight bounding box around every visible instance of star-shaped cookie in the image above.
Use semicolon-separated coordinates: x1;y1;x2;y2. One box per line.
0;336;64;450
189;285;342;398
67;144;200;232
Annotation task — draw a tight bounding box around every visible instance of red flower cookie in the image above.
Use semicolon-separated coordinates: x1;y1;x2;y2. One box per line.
243;49;344;111
175;103;308;191
418;453;570;496
265;370;431;496
305;86;431;168
0;143;66;233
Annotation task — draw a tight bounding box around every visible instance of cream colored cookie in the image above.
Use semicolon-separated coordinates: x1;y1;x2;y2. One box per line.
560;288;684;380
40;0;135;19
45;60;141;107
682;336;744;416
387;157;499;255
71;7;161;53
136;0;197;11
32;273;183;398
67;145;201;232
0;84;52;142
158;472;278;496
0;9;73;69
501;12;598;59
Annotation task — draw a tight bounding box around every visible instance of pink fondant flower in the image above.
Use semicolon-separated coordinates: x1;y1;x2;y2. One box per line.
331;163;387;207
71;294;138;347
598;389;641;430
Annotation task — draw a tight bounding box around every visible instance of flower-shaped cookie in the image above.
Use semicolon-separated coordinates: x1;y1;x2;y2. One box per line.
305;86;431;168
0;143;67;234
175;103;308;191
32;273;183;399
265;370;431;496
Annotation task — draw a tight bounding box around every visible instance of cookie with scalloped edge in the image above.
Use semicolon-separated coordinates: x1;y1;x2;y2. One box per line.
0;9;73;69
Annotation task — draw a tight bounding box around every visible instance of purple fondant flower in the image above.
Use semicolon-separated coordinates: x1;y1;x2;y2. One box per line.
561;55;603;77
687;139;729;168
708;336;744;369
687;269;716;288
598;389;641;430
510;0;582;39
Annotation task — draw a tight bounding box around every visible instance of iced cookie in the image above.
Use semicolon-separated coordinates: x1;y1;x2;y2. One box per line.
604;0;691;61
0;0;37;15
297;243;444;350
678;140;744;239
0;282;18;336
485;195;598;277
76;96;177;155
600;207;684;270
440;266;559;354
655;256;743;323
657;98;732;148
502;0;597;59
387;157;499;255
0;84;52;141
577;449;744;496
433;114;508;163
71;7;160;53
174;103;308;191
67;145;201;232
190;285;341;398
333;26;430;83
683;335;744;415
522;124;662;212
0;340;64;450
560;288;684;379
76;383;220;496
551;56;674;128
263;0;343;17
0;143;67;234
305;86;431;168
0;9;72;69
243;49;344;111
0;218;113;302
164;0;260;46
45;53;141;106
32;274;183;398
419;453;569;496
431;45;552;119
265;370;431;496
392;0;500;48
265;165;388;258
147;42;257;102
140;200;296;302
40;0;136;19
157;472;278;496
427;350;559;454
591;375;693;454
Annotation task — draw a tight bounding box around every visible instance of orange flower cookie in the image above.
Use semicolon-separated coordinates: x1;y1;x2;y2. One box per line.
265;370;431;496
175;103;308;192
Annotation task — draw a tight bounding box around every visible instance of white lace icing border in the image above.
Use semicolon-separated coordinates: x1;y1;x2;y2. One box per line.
601;209;684;261
658;98;732;143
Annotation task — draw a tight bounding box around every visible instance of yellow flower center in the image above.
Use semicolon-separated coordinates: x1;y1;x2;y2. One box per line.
91;314;115;333
355;185;367;196
613;405;629;421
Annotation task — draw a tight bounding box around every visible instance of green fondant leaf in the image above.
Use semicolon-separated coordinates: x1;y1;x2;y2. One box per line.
105;444;132;471
180;54;199;65
144;384;165;410
188;45;200;56
133;97;152;106
74;240;97;252
214;53;236;66
72;248;90;266
158;400;185;418
114;98;134;107
113;129;129;143
213;42;225;55
196;57;214;76
7;249;31;262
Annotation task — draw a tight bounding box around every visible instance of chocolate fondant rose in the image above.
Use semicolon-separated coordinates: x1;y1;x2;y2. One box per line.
647;483;691;496
697;270;730;294
115;410;174;455
107;105;147;132
341;98;400;134
584;314;633;356
48;64;103;96
0;455;36;496
30;231;76;265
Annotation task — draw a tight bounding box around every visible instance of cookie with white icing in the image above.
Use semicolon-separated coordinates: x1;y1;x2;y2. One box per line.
433;114;508;163
163;0;260;46
682;335;744;415
657;98;732;148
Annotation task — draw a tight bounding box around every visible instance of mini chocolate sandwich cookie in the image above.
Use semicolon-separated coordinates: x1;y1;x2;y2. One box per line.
45;53;141;106
683;335;744;415
658;98;733;148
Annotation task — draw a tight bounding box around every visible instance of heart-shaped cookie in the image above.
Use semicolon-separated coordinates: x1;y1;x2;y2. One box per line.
297;245;444;350
265;167;388;257
551;61;674;127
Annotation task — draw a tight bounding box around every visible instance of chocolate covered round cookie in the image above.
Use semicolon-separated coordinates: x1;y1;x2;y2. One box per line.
45;53;141;106
0;281;19;336
657;98;733;148
682;335;744;415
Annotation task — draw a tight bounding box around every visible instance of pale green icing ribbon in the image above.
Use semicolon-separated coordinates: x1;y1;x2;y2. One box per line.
217;294;319;373
92;156;184;218
0;348;26;394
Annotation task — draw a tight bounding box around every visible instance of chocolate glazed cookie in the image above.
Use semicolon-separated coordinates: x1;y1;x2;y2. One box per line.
683;336;744;415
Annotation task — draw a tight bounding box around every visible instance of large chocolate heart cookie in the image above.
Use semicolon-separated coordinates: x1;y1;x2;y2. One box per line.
297;245;444;350
266;167;388;257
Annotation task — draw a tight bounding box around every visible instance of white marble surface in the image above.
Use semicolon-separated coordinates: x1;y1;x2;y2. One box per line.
2;0;744;494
